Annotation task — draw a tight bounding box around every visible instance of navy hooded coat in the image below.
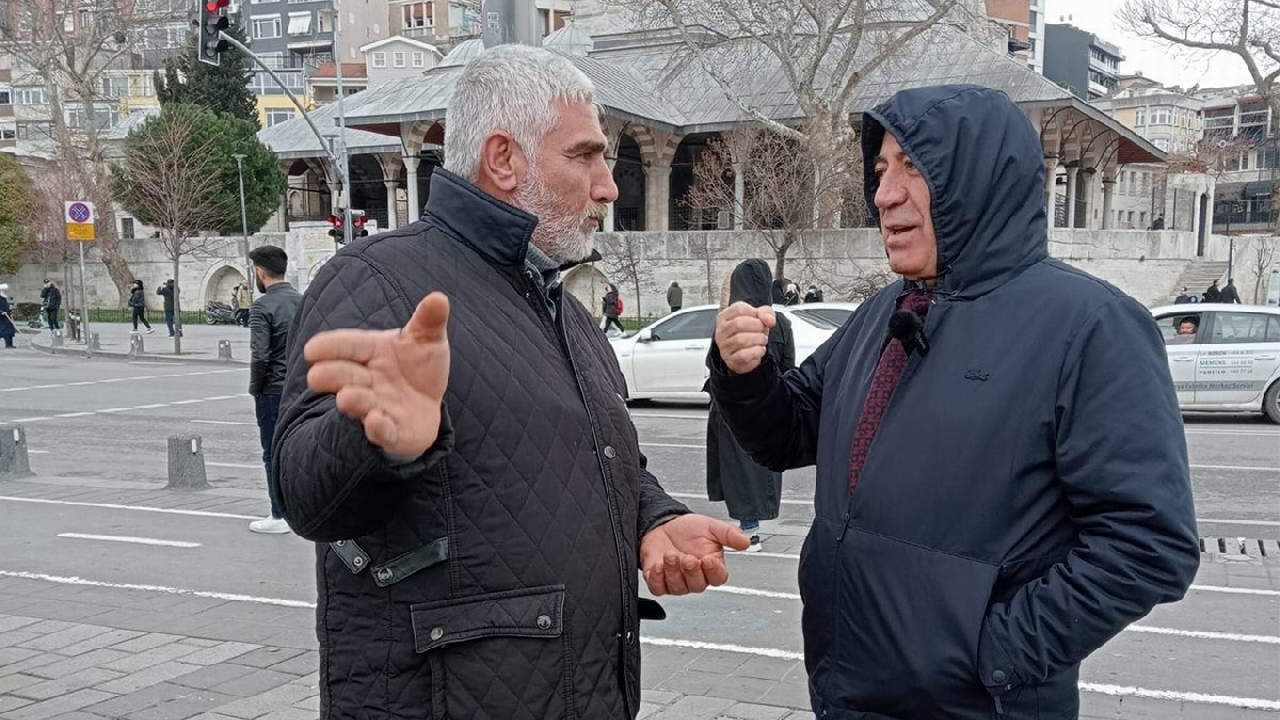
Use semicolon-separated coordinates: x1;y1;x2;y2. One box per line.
708;86;1200;719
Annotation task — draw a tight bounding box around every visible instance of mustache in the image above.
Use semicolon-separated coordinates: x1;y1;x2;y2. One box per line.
586;203;608;221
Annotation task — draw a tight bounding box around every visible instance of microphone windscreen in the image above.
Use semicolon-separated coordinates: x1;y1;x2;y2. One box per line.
888;310;921;343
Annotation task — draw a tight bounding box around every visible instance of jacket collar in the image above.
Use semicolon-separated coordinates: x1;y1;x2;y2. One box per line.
424;168;538;268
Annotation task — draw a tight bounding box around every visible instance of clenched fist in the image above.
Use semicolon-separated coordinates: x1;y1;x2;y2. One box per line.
304;292;451;458
714;302;776;375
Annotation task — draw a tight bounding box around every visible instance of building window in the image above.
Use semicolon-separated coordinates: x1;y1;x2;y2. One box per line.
1135;110;1145;126
412;51;425;68
0;88;10;105
100;76;128;98
288;12;311;35
401;2;432;29
120;217;135;239
371;52;386;68
0;124;15;141
62;12;74;32
266;109;296;126
393;51;406;68
1242;152;1251;170
317;10;333;32
1140;211;1146;226
15;87;44;104
252;15;282;39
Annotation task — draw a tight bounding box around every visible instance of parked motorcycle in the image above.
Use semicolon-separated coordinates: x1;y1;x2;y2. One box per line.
205;301;237;325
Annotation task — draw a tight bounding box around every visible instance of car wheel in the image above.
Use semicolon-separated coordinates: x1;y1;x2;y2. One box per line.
1264;381;1280;425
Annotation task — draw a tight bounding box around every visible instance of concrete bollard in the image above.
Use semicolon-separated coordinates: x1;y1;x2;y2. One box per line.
51;333;64;348
89;331;101;351
218;339;232;361
0;425;33;480
129;332;145;359
166;435;210;490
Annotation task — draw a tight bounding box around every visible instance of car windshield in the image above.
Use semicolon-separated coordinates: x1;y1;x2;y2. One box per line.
789;309;840;330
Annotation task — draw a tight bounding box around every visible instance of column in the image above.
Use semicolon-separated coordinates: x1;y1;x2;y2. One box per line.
375;153;402;231
603;155;617;232
1190;192;1202;252
279;193;289;232
1078;171;1092;229
1043;156;1058;227
404;155;421;223
733;161;745;229
1065;166;1079;229
383;181;399;230
645;162;671;231
1101;175;1115;229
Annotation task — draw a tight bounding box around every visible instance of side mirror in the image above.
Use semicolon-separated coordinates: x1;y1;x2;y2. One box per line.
636;328;654;343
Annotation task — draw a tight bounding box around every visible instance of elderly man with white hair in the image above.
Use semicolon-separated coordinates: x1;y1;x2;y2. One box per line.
272;44;748;719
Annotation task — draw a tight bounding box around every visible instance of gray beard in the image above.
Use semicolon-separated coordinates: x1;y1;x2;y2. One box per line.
512;165;594;265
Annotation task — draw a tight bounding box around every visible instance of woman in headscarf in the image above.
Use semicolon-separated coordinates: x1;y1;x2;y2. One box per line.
705;260;795;551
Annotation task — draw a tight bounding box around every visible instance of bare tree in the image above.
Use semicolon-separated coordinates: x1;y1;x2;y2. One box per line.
0;0;186;304
685;125;863;281
603;0;977;226
598;232;653;320
113;107;233;354
1250;236;1279;301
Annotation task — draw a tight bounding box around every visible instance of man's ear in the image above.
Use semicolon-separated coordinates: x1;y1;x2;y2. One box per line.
478;131;528;194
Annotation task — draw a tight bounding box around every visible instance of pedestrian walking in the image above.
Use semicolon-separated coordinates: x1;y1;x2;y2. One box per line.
1173;286;1193;304
40;280;62;336
0;285;15;349
157;279;179;337
247;246;301;535
273;44;745;719
1204;279;1222;303
129;280;154;333
1221;277;1242;304
709;85;1198;719
667;280;683;313
706;260;793;553
233;283;252;327
602;282;625;333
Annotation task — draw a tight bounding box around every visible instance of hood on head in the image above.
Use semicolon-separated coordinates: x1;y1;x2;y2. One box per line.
861;84;1049;298
730;259;774;307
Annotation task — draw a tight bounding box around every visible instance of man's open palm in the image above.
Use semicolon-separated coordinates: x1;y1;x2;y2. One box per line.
305;292;451;458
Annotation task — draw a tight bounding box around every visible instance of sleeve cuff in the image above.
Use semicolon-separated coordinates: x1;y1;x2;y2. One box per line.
977;611;1021;697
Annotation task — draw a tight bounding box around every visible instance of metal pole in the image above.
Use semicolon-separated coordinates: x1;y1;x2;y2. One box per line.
233;153;251;302
332;1;353;245
77;240;90;344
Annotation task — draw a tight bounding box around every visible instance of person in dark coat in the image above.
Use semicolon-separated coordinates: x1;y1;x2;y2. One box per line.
40;280;61;335
1221;277;1242;304
803;285;823;303
602;282;624;333
706;260;794;553
0;287;15;349
1173;286;1193;304
667;280;683;313
129;280;154;333
708;85;1199;719
273;44;747;720
1204;279;1222;302
157;279;178;337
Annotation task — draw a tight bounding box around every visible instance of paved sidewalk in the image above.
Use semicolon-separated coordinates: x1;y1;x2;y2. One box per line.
30;324;251;365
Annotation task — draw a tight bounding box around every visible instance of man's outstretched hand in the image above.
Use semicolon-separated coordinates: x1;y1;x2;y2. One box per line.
641;514;751;595
305;292;451;459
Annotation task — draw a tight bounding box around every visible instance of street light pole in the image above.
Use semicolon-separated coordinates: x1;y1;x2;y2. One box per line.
332;0;353;246
232;153;251;303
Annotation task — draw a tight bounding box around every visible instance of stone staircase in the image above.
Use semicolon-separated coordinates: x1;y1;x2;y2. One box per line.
1167;261;1230;303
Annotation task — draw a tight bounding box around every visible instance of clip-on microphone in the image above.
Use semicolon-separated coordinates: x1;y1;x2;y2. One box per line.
888;309;929;357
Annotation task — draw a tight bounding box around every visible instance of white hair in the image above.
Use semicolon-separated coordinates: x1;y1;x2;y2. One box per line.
444;44;596;179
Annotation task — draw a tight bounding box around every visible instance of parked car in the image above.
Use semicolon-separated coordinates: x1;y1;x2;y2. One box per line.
788;301;860;329
610;304;837;402
1152;303;1280;423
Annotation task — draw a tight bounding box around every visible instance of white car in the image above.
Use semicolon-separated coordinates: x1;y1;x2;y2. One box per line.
1152;303;1280;423
610;304;837;402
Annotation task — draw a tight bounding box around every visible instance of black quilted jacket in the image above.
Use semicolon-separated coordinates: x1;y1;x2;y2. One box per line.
273;169;690;720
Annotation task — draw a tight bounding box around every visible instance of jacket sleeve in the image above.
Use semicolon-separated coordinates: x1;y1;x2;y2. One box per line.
977;295;1200;699
706;319;848;472
637;451;690;537
272;254;453;542
248;302;269;396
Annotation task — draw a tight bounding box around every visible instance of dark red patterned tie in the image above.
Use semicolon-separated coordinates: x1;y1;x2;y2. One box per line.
847;290;933;495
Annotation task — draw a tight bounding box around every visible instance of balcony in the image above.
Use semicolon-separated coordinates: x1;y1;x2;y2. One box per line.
401;25;436;39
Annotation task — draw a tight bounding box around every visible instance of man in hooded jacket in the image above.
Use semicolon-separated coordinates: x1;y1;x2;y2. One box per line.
707;85;1199;719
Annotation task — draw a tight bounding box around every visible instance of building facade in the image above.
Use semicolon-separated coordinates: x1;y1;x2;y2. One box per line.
1194;85;1278;234
1043;23;1122;100
984;0;1044;72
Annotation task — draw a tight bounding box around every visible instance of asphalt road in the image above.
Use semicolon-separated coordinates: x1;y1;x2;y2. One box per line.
1;346;1278;716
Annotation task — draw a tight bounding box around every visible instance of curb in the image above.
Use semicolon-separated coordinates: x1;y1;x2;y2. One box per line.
29;339;251;367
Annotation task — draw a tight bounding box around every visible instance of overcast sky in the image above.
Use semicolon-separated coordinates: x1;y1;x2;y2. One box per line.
1043;0;1256;89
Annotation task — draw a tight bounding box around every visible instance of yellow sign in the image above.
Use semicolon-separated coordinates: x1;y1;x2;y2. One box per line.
66;223;95;241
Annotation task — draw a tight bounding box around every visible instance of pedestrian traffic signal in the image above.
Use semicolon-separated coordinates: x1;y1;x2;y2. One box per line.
328;209;368;243
199;0;231;67
351;210;369;238
326;213;344;242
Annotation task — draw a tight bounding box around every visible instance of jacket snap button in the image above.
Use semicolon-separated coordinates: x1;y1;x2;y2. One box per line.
352;556;364;567
430;627;444;641
376;568;393;582
992;670;1007;684
334;540;345;547
625;631;633;643
536;615;552;630
603;446;616;459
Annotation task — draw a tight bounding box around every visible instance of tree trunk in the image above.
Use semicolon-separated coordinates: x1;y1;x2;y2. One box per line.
774;244;788;286
172;254;182;355
632;276;642;321
84;117;135;306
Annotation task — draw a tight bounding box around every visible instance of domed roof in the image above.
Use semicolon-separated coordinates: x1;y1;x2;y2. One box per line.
543;22;594;56
439;38;484;67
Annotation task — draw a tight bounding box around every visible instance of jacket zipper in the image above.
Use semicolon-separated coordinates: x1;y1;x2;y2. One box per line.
525;273;635;717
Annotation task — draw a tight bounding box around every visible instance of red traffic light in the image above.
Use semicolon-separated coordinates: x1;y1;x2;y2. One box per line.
326;214;344;228
352;215;367;228
205;0;230;12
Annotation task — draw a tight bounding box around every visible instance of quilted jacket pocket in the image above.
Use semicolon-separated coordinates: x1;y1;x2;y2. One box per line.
412;585;570;719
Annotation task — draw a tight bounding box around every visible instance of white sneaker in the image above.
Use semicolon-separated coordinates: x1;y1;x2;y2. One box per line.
744;535;763;553
145;328;155;335
249;516;291;535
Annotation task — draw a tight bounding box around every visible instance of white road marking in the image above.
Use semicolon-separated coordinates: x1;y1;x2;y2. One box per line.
55;412;94;418
640;636;803;660
27;449;49;454
193;420;256;426
97;408;131;413
0;368;239;393
1198;517;1280;527
642;442;706;449
207;461;262;469
1127;624;1279;645
1191;463;1279;473
629;413;706;421
202;395;240;401
57;533;202;549
10;416;50;422
1079;682;1280;711
1190;584;1280;597
4;394;251;424
668;491;810;506
0;496;258;520
170;399;203;405
733;551;801;560
709;585;800;600
1186;428;1280;438
133;403;167;409
0;571;312;608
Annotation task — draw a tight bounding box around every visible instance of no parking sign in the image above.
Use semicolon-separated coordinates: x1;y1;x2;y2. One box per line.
64;201;96;242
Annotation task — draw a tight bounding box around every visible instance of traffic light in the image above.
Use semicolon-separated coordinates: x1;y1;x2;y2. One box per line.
328;210;368;244
326;213;344;242
199;0;231;67
351;210;369;238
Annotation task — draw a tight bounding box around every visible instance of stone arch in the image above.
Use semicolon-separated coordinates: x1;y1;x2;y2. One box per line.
613;133;646;230
202;264;246;309
563;264;611;318
304;252;335;287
